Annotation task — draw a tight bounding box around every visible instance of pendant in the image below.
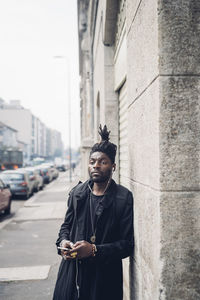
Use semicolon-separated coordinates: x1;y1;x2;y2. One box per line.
90;235;96;243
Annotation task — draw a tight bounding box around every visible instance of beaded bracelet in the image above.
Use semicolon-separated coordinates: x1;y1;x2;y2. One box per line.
91;244;97;257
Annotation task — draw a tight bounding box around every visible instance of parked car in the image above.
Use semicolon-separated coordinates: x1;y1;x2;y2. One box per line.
0;178;12;215
0;170;32;199
17;168;36;195
33;167;44;190
49;165;59;180
24;168;41;192
56;164;66;172
53;167;59;179
38;165;52;184
42;163;56;182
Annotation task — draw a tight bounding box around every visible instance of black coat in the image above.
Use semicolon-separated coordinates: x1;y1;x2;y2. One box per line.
53;179;134;300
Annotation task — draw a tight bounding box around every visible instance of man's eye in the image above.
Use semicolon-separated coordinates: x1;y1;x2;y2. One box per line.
90;161;95;164
101;160;107;164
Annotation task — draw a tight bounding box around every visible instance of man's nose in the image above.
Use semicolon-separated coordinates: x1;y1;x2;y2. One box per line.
93;161;100;168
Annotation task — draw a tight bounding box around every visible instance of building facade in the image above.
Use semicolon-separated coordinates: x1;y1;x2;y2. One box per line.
0;121;18;148
45;128;64;159
0;100;63;162
31;115;47;158
0;102;32;159
78;1;200;299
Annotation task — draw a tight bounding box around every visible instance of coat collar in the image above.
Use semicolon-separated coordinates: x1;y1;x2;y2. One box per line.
74;179;117;210
101;179;117;209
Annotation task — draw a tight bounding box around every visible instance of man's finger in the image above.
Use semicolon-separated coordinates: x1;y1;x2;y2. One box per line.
69;249;80;255
61;250;69;255
73;240;84;247
66;255;75;260
69;244;82;252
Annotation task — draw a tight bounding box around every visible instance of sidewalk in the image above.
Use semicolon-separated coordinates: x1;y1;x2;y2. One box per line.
0;170;79;300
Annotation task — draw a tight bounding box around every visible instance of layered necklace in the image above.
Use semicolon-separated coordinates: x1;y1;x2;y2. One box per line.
88;179;111;243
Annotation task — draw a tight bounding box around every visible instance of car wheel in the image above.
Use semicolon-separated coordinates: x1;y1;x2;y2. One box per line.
4;198;11;215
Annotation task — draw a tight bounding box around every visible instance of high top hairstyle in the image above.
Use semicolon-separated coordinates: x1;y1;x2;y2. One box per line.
90;125;117;163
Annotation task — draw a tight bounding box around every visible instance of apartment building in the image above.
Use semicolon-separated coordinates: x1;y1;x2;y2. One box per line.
0;121;18;148
0;99;63;161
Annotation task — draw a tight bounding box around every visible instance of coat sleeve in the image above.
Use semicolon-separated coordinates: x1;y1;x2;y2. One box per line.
95;191;134;263
55;190;75;252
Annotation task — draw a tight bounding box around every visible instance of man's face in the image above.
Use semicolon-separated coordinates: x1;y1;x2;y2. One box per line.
88;151;115;183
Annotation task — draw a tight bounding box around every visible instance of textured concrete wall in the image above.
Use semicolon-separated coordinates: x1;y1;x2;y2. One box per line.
127;0;200;298
92;1;129;296
128;79;161;299
126;0;161;299
159;1;200;299
79;0;200;298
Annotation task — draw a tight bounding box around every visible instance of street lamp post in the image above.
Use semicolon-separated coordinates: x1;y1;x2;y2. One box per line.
53;56;72;183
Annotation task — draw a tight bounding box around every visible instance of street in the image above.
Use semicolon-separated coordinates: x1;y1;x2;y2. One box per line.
0;171;76;300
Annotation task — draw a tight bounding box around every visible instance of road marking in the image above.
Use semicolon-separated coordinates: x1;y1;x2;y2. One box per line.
14;202;67;221
0;265;50;282
32;233;39;238
46;187;68;192
24;201;65;207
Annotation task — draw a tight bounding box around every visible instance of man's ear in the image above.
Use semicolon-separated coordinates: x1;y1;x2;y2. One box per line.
112;164;116;172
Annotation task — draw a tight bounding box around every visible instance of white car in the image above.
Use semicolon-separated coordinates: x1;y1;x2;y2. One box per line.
33;167;45;190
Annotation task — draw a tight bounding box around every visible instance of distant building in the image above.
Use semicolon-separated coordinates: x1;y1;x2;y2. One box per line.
46;128;52;158
17;140;28;165
46;128;64;159
31;116;47;158
4;100;23;109
0;99;63;161
0;98;5;109
0;121;18;148
0;100;33;160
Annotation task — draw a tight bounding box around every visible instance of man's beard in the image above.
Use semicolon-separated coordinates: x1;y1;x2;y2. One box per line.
89;169;112;183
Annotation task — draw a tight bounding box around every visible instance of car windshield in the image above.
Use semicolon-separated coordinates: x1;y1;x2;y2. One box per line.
0;173;24;181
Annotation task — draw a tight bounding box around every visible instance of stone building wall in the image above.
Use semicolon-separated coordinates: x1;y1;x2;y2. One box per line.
126;0;161;299
77;0;200;299
78;0;94;180
158;1;200;299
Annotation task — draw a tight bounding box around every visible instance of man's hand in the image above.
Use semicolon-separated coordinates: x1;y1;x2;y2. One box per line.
69;240;93;259
60;240;73;259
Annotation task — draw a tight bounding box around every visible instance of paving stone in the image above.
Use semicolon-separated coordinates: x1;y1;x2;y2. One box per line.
14;202;67;221
0;265;50;282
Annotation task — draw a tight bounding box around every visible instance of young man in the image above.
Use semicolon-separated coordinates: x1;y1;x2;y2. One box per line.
53;125;134;300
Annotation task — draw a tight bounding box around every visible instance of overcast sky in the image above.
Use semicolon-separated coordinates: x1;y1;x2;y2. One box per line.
0;0;80;148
